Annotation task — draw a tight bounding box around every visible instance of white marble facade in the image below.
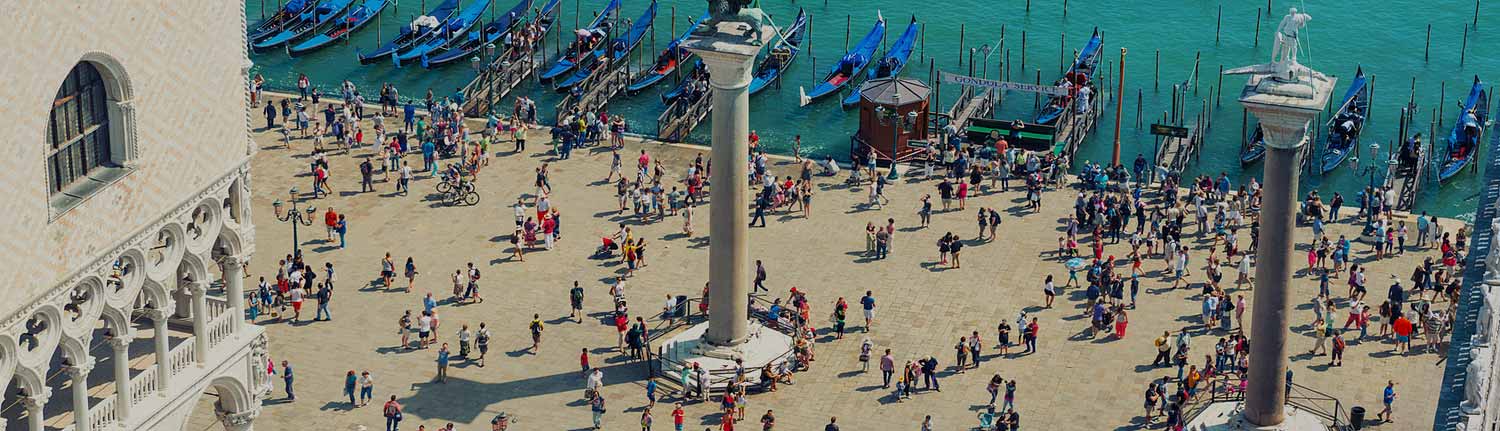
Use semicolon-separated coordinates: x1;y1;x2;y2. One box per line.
0;1;264;430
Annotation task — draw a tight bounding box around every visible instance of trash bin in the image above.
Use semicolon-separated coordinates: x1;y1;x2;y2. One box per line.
1349;406;1366;430
674;295;689;318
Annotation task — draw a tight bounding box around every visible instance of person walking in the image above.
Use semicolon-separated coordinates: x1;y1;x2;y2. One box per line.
590;392;607;430
280;360;296;401
879;349;895;388
754;261;768;293
570;281;585;322
343;370;358;406
860;291;876;332
382;395;403;431
529;313;545;352
1376;380;1397;423
475;322;491;367
358;371;375;406
1151;331;1172;367
314;282;332;321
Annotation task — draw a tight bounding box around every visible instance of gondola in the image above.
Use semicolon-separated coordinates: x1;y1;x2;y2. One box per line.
422;0;534;67
393;0;496;66
626;12;708;94
746;9;808;96
797;13;886;105
252;0;355;50
662;60;705;103
356;0;461;64
250;0;315;42
1438;77;1490;182
289;0;390;56
1034;28;1102;125
1318;67;1369;174
840;16;919;108
539;0;622;81
1240;125;1266;164
554;0;657;91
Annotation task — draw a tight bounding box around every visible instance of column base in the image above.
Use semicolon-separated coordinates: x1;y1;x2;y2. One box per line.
1186;401;1329;430
658;320;793;391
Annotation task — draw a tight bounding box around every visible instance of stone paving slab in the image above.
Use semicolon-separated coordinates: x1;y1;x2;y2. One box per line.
243;95;1453;430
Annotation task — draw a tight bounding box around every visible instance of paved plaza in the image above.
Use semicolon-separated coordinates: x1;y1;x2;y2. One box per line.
240;95;1455;430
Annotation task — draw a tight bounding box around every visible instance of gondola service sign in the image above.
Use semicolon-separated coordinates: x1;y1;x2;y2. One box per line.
940;71;1068;96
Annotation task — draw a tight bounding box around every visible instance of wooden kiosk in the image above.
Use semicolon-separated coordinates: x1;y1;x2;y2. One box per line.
851;77;931;164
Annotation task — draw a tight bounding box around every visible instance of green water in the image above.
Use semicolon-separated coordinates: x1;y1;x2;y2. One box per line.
247;0;1496;219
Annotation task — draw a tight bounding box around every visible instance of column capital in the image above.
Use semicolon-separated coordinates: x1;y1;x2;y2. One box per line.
147;308;173;322
109;334;134;350
186;281;211;296
23;390;50;409
217;406;260;428
223;255;248;270
66;359;95;378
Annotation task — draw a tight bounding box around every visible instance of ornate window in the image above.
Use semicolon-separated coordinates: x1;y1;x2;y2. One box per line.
46;59;135;216
48;63;113;194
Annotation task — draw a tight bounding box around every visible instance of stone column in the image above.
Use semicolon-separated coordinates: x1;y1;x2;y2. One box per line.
224;255;247;331
685;24;762;349
24;390;49;431
189;281;209;362
110;337;132;422
68;359;96;431
150;308;172;392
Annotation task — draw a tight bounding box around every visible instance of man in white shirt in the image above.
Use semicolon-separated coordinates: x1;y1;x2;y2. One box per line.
418;313;434;348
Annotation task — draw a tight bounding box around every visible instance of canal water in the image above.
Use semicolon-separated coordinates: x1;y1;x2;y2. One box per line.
247;0;1497;219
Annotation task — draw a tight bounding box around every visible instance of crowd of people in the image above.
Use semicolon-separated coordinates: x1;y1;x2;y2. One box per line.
243;65;1468;429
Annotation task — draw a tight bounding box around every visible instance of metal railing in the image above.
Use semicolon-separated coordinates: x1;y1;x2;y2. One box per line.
649;293;803;394
1187;375;1351;429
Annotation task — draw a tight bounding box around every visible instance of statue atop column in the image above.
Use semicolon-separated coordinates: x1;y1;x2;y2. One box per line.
696;0;767;44
1271;8;1312;77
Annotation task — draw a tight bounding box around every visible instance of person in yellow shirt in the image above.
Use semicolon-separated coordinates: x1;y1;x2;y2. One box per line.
1184;365;1201;400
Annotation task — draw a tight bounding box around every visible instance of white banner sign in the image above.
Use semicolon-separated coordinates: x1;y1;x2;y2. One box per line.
940;71;1068;96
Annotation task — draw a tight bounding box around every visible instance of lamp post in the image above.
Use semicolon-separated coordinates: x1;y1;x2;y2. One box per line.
875;93;918;180
271;188;316;258
978;44;994;80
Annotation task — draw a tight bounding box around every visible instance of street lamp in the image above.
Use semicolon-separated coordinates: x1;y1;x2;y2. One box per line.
271;188;316;258
978;44;994;79
874;92;919;180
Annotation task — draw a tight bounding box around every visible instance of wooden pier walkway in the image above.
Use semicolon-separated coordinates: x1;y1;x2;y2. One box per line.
1154;118;1206;175
459;45;545;117
555;57;630;119
1382;138;1427;211
945;86;996;133
656;90;712;142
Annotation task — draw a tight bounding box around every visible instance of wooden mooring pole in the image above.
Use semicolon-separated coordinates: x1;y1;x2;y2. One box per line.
1461;24;1470;67
1058;32;1066;77
959;24;966;67
1215;5;1222;45
1425;24;1431;62
1216;65;1224;107
845;15;851;52
1153;49;1159;92
1254;8;1261;47
1439;81;1446;127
